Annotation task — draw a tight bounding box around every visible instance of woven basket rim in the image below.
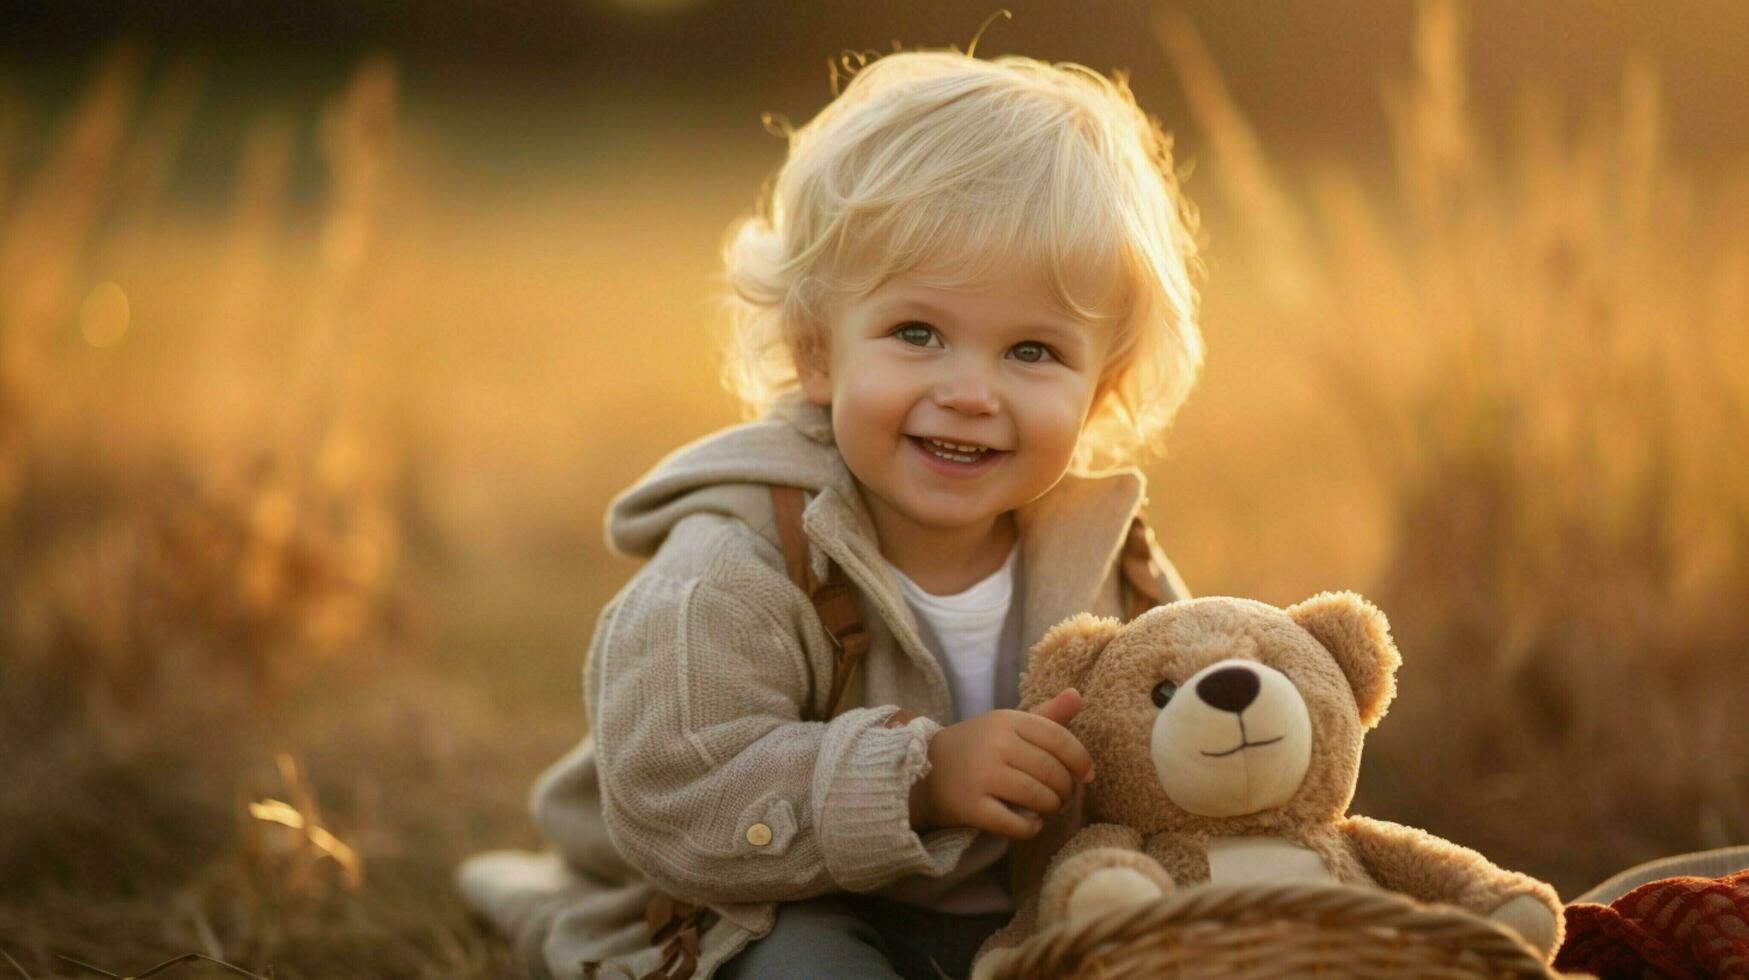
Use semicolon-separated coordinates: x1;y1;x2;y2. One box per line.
986;879;1558;979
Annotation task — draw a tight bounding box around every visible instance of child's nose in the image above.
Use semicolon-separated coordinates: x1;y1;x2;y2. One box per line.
931;372;1000;415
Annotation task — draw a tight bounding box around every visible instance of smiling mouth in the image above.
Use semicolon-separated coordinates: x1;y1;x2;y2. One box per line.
910;435;1007;464
1200;735;1284;758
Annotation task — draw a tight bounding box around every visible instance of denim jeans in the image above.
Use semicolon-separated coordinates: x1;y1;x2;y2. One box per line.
715;893;1011;980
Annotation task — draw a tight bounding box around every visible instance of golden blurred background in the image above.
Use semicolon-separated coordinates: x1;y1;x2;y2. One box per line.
2;1;1745;975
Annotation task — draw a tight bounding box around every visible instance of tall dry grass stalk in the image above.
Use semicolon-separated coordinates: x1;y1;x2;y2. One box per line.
0;46;141;523
1158;0;1749;892
0;51;410;723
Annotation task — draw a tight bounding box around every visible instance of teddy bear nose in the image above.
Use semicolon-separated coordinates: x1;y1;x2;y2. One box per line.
1196;666;1260;713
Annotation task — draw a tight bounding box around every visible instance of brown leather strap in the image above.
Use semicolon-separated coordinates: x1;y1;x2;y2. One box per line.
884;709;918;729
769;485;817;595
641;893;702;980
1121;515;1178;621
769;485;874;723
815;566;871;720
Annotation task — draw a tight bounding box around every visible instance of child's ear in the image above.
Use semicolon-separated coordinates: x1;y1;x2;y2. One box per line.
1020;614;1124;711
1091;346;1132;407
1287;591;1401;728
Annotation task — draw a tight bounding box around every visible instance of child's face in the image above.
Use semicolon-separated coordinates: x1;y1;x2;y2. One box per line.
799;260;1115;535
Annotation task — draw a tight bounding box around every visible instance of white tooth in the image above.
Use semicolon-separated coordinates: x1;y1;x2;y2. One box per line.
919;437;991;462
928;438;984;453
924;442;977;463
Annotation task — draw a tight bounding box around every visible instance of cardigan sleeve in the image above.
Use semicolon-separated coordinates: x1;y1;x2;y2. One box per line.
587;531;977;904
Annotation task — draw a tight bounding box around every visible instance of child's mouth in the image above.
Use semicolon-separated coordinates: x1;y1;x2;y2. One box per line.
908;435;1005;474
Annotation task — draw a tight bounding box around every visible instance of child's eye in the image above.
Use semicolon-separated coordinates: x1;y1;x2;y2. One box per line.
893;322;941;347
1009;341;1059;364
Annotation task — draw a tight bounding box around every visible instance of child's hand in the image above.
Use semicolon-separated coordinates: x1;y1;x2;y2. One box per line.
909;689;1095;839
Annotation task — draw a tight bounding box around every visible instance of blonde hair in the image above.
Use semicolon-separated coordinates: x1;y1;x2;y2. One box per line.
716;48;1204;472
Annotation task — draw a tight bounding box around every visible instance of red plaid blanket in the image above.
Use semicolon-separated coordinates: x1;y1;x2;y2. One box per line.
1555;867;1749;978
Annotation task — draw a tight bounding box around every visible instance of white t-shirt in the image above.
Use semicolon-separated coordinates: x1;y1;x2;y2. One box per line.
877;544;1024;915
887;545;1024;722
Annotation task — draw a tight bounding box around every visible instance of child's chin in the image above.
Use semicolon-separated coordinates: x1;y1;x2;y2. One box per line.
903;497;1006;531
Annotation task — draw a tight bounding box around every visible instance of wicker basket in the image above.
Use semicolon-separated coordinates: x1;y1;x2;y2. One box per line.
981;881;1560;979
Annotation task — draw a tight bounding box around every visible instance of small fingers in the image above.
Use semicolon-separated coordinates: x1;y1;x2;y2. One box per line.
1015;714;1095;784
1003;740;1076;807
993;768;1063;815
974;796;1042;840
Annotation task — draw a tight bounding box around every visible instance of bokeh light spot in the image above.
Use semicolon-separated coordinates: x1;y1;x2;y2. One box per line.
80;280;131;348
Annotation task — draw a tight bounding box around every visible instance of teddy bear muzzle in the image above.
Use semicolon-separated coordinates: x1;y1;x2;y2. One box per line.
1150;658;1314;817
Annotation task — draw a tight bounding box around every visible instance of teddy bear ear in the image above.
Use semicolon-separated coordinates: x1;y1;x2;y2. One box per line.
1019;614;1125;711
1286;591;1402;728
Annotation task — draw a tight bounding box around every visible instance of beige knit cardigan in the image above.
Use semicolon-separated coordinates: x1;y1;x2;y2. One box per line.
456;393;1188;979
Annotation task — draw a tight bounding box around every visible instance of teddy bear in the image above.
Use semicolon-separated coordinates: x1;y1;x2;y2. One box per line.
972;592;1562;978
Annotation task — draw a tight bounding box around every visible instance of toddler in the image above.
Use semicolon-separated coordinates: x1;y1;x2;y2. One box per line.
459;46;1203;980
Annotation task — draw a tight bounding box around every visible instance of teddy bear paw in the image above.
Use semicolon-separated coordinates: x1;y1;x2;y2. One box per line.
969;945;1020;980
1487;892;1558;958
1067;866;1168;923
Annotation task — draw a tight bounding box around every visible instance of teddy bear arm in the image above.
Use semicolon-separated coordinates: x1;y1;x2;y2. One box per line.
1053;822;1145;862
1339;816;1561;957
969;895;1038;980
975;851;1174;980
1037;824;1174;925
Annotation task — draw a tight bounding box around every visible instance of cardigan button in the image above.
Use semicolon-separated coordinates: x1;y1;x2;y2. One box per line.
746;822;773;847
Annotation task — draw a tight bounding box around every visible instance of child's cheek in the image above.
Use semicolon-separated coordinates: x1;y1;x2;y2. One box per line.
827;383;908;487
1021;382;1095;462
838;366;914;439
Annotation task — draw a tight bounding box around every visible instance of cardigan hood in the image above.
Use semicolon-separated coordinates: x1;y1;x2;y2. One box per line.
606;390;849;560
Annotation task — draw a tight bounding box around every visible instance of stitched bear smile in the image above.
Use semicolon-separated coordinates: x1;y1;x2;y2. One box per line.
1200;734;1285;758
1199;715;1284;758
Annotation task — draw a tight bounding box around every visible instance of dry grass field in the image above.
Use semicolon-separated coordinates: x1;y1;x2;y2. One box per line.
2;2;1745;976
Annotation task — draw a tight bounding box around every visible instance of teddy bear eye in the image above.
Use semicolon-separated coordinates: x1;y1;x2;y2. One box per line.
1151;680;1178;708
